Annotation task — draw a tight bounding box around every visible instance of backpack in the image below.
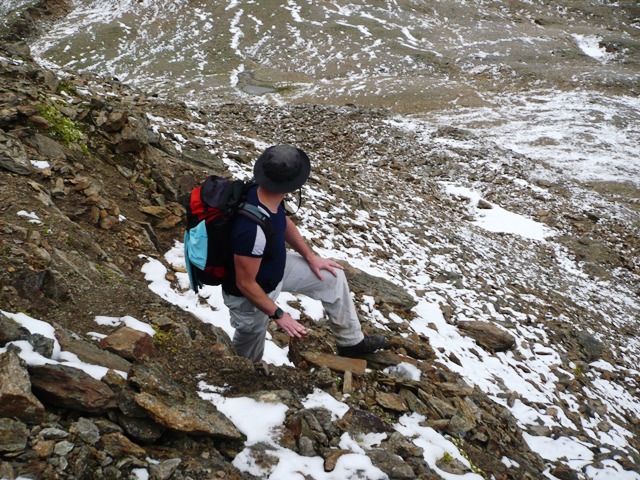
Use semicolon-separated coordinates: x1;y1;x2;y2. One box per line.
182;175;271;293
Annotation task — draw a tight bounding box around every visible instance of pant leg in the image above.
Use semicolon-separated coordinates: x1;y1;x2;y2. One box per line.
282;252;364;347
222;284;282;362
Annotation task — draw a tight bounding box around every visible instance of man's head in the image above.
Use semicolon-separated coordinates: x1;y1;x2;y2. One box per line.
253;145;311;193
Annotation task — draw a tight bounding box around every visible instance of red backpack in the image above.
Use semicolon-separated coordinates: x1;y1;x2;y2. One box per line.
183;176;270;293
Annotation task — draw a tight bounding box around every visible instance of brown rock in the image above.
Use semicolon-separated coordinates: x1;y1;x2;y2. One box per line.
323;449;351;472
341;262;417;313
54;324;131;373
339;408;394;434
32;439;55;458
28;363;117;412
457;321;515;352
0;313;30;346
417;391;457;419
301;351;367;375
376;391;408;413
343;371;353;395
155;214;182;229
139;205;172;218
134;392;242;439
99;215;120;230
0;349;45;422
101;432;146;458
99;326;156;361
104;111;129;132
0;418;28;453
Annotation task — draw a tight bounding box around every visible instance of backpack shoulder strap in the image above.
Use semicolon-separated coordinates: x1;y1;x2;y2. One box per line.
236;203;270;226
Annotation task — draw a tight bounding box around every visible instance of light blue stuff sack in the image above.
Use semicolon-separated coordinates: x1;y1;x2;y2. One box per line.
184;220;208;292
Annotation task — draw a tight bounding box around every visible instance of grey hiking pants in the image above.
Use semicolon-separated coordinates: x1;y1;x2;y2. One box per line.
222;252;364;362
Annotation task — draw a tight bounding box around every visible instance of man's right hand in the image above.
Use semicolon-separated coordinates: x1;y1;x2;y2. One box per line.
274;313;308;338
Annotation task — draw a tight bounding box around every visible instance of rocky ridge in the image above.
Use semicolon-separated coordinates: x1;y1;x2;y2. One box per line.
1;4;640;480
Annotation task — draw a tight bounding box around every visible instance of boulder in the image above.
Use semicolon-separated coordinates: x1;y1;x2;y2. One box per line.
368;449;416;479
134;392;241;439
0;418;28;453
457;321;515;352
341;263;417;313
375;391;408;413
0;349;45;422
98;326;155;361
54;323;132;373
0;312;30;346
301;351;367;375
338;408;394;434
24;133;67;160
128;361;241;440
0;132;32;175
28;363;117;412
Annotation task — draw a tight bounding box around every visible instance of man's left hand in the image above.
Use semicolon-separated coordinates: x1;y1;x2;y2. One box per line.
307;255;343;280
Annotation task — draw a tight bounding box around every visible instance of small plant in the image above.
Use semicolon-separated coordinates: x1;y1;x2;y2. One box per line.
37;104;85;148
151;325;176;353
440;452;454;463
573;366;586;379
56;80;77;96
451;438;487;478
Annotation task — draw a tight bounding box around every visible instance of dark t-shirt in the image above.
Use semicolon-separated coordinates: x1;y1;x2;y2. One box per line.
228;186;286;294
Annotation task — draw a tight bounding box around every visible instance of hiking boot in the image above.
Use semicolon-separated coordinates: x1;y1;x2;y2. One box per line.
337;334;388;357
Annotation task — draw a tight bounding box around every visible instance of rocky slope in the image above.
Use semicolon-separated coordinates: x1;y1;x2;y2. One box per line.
1;3;639;480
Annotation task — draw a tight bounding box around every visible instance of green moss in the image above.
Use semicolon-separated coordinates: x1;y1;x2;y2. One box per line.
56;80;77;96
440;452;454;463
37;104;86;149
451;438;487;478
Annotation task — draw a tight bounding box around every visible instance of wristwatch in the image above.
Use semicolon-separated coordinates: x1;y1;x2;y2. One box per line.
269;307;284;320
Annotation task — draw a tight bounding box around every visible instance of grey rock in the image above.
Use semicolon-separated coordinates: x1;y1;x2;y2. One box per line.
39;427;69;440
54;323;132;373
29;333;55;358
457;321;515;352
0;133;32;175
0;418;28;453
0;349;45;422
70;418;101;445
341;262;417;313
576;330;606;362
149;458;182;480
53;440;75;456
298;436;316;457
368;449;416;479
117;414;165;442
0;312;30;346
24;133;66;160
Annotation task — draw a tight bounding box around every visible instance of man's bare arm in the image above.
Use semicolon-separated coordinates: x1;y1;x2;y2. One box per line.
234;254;307;338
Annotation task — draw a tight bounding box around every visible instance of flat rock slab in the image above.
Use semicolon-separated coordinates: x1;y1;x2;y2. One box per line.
54;323;131;373
99;326;155;361
457;321;515;352
375;391;408;413
134;392;242;440
28;363;117;412
357;351;419;370
301;352;367;376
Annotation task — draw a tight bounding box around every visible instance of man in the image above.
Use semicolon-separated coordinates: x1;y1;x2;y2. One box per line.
222;144;387;363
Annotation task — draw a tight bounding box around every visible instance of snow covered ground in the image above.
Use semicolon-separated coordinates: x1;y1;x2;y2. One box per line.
4;167;639;478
